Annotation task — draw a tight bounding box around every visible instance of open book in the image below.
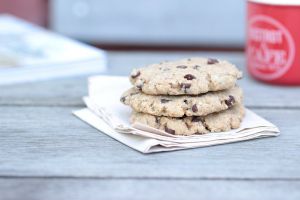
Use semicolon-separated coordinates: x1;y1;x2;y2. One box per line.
0;15;106;85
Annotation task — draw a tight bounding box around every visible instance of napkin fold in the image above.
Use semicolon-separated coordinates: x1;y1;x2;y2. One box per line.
73;75;280;153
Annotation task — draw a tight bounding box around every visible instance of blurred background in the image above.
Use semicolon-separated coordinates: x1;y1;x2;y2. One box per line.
0;0;246;51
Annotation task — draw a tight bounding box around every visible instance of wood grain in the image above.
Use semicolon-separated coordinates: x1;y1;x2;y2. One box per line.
1;178;299;200
0;106;299;179
1;51;299;199
1;52;300;108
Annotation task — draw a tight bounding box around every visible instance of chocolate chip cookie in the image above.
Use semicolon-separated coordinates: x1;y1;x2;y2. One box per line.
130;104;245;136
121;86;243;117
130;57;242;95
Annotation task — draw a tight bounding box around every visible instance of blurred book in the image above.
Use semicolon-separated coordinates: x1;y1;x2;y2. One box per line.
0;14;107;85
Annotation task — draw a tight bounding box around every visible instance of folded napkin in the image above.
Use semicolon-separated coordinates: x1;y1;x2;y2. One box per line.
73;75;280;153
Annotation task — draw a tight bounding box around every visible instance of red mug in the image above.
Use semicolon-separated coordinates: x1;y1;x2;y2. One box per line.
247;0;300;85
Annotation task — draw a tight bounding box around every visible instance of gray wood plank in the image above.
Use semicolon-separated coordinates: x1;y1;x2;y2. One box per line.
1;178;300;200
0;51;300;108
0;76;87;106
0;106;299;179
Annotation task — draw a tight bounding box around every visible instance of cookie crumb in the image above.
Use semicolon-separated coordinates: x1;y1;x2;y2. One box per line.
207;58;219;64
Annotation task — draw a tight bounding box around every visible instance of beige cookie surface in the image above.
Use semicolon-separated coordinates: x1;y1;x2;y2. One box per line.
129;57;242;95
121;86;243;117
130;104;245;136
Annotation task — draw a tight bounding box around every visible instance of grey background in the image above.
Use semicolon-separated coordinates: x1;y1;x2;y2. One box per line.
50;0;246;47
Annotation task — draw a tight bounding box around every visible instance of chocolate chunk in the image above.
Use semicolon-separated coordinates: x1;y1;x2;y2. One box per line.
192;116;202;122
180;83;191;89
120;96;126;102
193;65;200;69
165;126;175;134
207;58;219;64
161;99;171;103
184;74;196;80
192;104;198;112
180;83;191;93
225;95;235;108
176;65;187;69
131;70;141;78
155;116;160;124
136;83;143;90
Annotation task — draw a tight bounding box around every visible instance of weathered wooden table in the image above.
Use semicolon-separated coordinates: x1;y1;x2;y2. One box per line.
1;51;300;200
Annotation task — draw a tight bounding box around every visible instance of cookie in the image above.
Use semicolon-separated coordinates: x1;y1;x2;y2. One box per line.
129;57;242;95
121;86;243;117
130;104;245;136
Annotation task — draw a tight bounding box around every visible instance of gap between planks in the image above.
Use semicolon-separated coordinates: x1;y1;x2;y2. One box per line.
0;175;299;182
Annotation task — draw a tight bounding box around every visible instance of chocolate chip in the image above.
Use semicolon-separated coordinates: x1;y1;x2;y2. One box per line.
176;65;187;69
120;96;126;102
192;104;198;112
180;83;191;89
131;70;141;78
193;65;200;69
180;83;191;93
184;74;196;80
136;84;143;90
161;99;171;103
183;99;188;104
207;58;219;64
155;116;160;124
192;116;202;122
225;95;235;108
165;126;175;134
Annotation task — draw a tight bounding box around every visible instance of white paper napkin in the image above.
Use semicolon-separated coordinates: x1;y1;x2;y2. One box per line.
73;75;280;153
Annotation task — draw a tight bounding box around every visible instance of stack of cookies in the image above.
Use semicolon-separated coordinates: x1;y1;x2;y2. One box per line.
120;57;245;136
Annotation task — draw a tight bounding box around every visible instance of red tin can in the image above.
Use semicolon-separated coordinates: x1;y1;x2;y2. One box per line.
247;0;300;85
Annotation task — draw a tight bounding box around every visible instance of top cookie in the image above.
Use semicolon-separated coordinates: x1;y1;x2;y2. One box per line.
130;57;242;95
